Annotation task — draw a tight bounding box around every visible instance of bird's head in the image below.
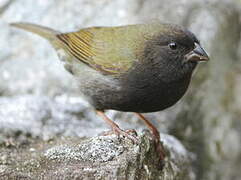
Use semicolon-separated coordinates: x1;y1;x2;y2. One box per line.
142;24;209;81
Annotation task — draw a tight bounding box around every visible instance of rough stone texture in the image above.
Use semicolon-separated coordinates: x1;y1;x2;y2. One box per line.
0;132;193;180
0;0;241;179
0;95;105;141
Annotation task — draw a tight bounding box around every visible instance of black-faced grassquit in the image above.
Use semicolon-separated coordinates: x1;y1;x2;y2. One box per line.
11;22;209;159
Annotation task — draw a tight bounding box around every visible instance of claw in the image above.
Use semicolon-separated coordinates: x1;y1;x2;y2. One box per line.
135;113;166;160
96;111;138;143
100;128;138;143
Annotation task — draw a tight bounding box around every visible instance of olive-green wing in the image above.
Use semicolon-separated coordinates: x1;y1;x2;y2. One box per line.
56;24;162;74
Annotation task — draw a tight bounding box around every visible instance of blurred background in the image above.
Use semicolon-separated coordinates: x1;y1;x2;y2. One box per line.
0;0;241;179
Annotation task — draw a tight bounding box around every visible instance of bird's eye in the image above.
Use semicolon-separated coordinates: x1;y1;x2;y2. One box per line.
168;42;177;50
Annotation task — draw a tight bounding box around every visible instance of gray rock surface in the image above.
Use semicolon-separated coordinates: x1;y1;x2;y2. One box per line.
0;0;241;179
0;132;194;180
0;95;105;141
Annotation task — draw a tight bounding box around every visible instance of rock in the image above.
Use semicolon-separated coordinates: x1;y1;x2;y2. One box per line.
0;132;194;180
0;95;193;179
44;135;125;163
0;95;106;142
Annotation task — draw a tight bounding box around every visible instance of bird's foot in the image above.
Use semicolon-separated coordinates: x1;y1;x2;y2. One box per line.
96;110;138;143
153;136;165;162
148;131;166;162
135;113;166;161
101;127;138;143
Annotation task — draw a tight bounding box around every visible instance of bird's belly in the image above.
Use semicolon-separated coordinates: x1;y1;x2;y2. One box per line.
79;78;190;112
107;80;191;113
110;91;185;113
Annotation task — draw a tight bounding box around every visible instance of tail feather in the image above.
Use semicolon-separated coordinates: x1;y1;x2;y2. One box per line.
10;22;60;41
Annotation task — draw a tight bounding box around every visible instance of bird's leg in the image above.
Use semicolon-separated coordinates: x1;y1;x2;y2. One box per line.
135;113;160;141
135;113;165;160
96;110;138;143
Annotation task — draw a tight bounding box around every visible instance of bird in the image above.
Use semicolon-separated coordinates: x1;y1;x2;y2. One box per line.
10;22;209;155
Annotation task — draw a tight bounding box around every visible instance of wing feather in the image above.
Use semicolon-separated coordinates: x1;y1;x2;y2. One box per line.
56;24;161;74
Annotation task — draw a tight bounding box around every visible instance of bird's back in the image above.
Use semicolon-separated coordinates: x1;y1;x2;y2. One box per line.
57;23;168;74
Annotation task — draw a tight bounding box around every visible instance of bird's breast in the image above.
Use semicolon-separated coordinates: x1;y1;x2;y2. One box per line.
108;74;192;113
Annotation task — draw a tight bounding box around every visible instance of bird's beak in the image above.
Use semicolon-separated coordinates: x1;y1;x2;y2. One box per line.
184;43;209;63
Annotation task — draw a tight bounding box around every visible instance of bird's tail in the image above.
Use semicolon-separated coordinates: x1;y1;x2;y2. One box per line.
10;22;60;42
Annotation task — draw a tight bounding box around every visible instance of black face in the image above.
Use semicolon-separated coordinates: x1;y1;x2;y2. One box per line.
158;27;198;66
141;24;208;82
